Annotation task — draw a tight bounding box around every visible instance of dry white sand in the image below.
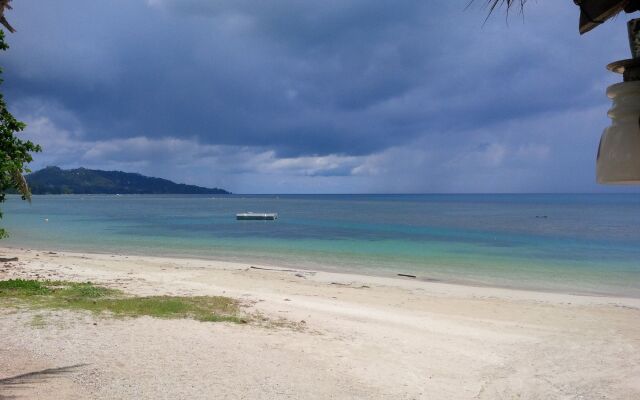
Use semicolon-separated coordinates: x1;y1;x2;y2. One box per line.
1;247;639;399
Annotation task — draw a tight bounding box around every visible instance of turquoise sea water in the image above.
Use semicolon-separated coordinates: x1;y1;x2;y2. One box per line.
1;194;639;297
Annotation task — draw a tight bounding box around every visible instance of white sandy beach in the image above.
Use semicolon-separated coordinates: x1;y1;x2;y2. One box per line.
1;247;639;399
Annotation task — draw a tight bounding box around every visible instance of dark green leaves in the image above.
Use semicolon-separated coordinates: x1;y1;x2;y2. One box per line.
0;29;42;237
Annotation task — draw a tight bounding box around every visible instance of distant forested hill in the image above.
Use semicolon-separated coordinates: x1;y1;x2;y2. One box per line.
25;167;230;195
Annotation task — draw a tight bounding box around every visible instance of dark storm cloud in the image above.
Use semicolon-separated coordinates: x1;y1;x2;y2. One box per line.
1;0;636;192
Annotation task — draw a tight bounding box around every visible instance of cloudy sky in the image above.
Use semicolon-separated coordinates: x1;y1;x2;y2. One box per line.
2;0;637;193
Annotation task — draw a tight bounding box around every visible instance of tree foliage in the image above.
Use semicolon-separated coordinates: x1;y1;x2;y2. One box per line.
0;29;41;238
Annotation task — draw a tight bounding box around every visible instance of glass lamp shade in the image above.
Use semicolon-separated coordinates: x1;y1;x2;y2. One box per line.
596;81;640;184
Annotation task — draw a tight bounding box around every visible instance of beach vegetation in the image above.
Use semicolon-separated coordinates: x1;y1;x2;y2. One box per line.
0;28;41;238
0;279;246;323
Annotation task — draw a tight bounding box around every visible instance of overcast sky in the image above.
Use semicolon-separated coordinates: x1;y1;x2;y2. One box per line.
2;0;638;193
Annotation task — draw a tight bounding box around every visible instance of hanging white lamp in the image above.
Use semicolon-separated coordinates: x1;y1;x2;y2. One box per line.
597;18;640;184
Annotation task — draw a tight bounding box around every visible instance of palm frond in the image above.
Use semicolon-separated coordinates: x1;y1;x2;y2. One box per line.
470;0;528;16
11;169;31;202
488;0;528;13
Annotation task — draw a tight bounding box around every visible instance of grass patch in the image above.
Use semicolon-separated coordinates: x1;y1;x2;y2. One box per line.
0;279;51;295
0;279;245;324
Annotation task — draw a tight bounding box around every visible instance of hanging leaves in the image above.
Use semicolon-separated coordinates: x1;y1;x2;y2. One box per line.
0;28;42;237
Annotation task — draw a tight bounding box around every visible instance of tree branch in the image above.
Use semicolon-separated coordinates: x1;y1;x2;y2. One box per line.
0;0;15;33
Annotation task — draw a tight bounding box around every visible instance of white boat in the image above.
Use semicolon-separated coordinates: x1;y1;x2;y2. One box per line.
236;212;278;221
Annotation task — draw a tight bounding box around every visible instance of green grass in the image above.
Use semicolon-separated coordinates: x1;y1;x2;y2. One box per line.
0;279;246;323
0;279;51;295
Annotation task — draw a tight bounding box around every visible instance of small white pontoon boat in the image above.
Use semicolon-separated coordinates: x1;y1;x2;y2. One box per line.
236;212;278;221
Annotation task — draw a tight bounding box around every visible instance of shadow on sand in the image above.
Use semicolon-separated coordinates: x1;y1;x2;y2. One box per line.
0;364;87;399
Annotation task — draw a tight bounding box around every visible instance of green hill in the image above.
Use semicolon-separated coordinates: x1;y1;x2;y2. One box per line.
26;167;230;195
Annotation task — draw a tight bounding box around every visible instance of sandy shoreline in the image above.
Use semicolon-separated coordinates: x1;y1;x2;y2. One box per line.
1;247;640;399
2;243;635;299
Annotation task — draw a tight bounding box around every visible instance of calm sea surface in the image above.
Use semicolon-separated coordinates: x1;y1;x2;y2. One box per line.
1;194;639;297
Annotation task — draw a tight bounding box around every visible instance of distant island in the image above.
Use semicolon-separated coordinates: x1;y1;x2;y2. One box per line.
25;166;231;195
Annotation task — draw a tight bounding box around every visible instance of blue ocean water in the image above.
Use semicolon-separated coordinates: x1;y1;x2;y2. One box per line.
1;194;639;297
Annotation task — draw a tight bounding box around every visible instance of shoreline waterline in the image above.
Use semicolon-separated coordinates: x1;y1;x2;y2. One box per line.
3;244;639;301
2;193;639;298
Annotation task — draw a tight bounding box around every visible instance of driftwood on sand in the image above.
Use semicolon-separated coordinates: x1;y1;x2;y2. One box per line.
249;266;316;275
